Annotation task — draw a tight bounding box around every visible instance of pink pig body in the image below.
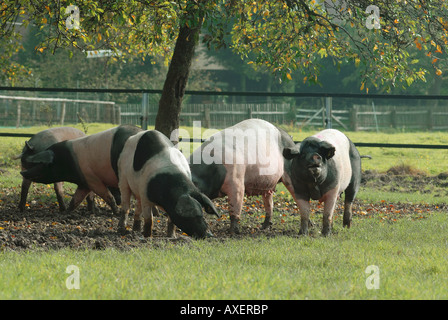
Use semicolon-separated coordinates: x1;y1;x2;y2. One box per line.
18;127;86;212
283;129;362;236
20;125;142;214
189;119;297;234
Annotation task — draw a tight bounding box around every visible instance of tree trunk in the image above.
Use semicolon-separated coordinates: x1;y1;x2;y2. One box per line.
155;20;202;143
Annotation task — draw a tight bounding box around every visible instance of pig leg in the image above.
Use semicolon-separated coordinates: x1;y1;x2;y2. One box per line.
142;203;154;238
343;199;353;229
117;182;132;234
92;184;119;215
167;217;176;238
226;187;245;235
321;189;338;236
18;178;32;212
343;183;359;229
53;182;67;212
86;192;96;214
297;198;311;236
282;175;315;228
261;192;274;229
66;187;91;213
132;200;142;232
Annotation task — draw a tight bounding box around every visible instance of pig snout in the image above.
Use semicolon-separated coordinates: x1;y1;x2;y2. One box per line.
307;153;322;179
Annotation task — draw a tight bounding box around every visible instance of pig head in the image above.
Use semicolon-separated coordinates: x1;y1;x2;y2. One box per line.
17;127;86;212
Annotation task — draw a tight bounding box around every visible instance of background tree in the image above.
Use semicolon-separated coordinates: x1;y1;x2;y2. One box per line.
1;0;448;138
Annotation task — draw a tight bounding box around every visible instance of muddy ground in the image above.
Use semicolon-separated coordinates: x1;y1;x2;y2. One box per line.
1;169;447;251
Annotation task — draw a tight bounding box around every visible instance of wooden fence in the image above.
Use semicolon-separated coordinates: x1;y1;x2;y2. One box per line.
2;93;448;132
0;95;118;127
119;102;351;130
352;104;448;131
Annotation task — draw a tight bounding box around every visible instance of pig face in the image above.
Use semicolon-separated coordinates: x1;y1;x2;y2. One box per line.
20;149;56;184
171;192;217;239
146;171;218;239
283;137;336;184
20;142;82;186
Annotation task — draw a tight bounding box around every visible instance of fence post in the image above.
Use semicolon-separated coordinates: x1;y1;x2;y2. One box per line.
427;109;433;131
203;106;211;128
16;102;21;128
350;105;359;131
247;105;252;119
115;104;121;125
325;97;332;129
60;102;66;125
390;108;397;129
141;93;148;130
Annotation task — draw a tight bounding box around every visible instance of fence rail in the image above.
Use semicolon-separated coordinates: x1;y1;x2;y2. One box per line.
2;88;448;131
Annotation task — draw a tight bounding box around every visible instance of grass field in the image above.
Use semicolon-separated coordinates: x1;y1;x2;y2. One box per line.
1;213;447;300
1;124;448;300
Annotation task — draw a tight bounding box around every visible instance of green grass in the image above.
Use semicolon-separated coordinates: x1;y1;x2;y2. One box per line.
1;213;447;299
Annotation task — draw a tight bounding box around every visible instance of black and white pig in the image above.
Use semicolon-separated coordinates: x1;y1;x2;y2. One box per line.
20;125;142;214
117;130;219;239
283;129;362;236
189;119;297;234
15;127;86;212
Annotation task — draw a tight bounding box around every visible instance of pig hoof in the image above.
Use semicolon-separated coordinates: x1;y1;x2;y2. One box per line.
132;220;142;232
229;225;240;235
298;229;309;236
117;225;129;235
261;221;272;230
321;228;331;237
229;218;240;235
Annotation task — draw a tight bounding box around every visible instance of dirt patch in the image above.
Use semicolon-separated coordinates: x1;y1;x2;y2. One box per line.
362;169;448;195
0;172;446;251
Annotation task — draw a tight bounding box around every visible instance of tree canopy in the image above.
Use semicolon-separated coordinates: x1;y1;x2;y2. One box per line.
1;0;448;135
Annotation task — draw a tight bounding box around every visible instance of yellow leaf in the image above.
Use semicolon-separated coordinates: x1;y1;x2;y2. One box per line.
42;17;47;24
286;73;292;80
436;69;442;76
360;82;365;91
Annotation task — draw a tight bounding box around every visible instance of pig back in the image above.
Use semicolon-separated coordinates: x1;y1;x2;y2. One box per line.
313;129;352;191
71;127;118;187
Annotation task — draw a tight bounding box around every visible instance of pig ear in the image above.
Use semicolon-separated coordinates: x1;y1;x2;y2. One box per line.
25;140;35;151
319;141;336;159
191;191;220;217
283;147;300;160
175;194;202;218
26;150;54;164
